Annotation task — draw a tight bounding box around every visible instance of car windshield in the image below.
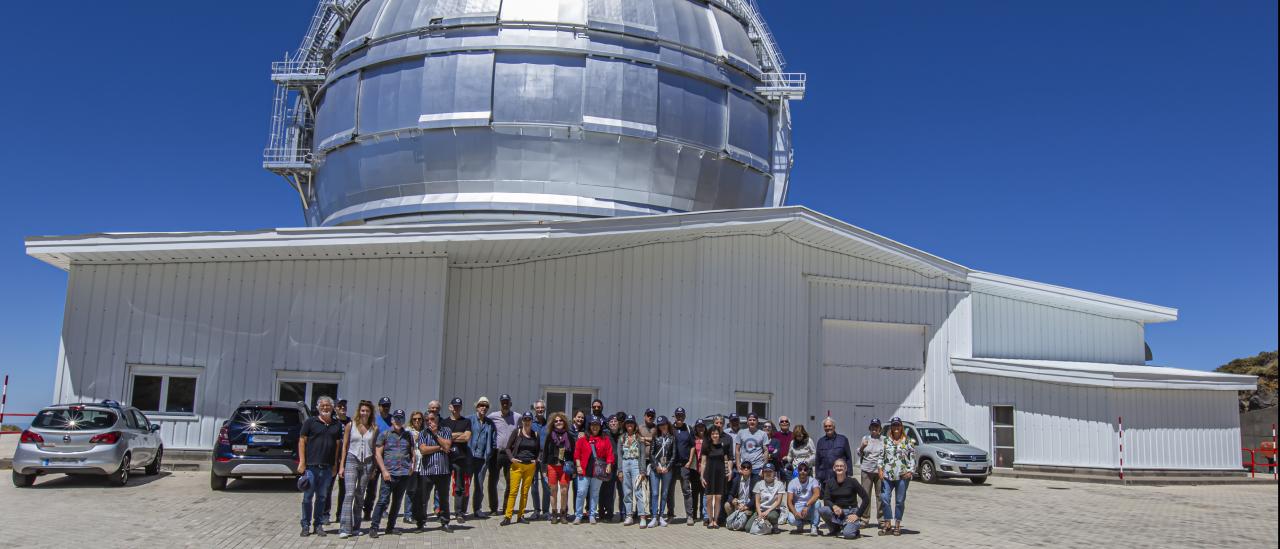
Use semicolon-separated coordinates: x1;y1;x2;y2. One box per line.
231;407;303;431
917;427;968;445
31;408;117;430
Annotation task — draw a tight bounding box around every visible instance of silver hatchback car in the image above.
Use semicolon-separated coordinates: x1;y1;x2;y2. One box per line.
903;421;992;484
12;401;164;487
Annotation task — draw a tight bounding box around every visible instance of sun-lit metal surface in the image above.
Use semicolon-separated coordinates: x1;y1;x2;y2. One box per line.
265;0;803;226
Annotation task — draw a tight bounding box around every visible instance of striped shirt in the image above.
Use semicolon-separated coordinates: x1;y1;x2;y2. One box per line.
417;427;453;476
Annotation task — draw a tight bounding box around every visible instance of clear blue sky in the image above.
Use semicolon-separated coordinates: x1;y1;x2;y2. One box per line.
0;1;1275;419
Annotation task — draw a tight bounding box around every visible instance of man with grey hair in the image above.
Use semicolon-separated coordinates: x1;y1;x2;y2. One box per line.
530;399;549;520
298;396;343;537
814;417;852;486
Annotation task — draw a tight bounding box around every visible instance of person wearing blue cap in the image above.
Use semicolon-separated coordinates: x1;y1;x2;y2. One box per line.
735;413;769;475
364;396;393;520
414;410;454;532
500;412;541;525
877;417;915;536
573;417;615;524
442;398;473;523
749;463;786;535
857;418;885;528
368;410;413;538
785;462;822;536
646;415;676;528
670;407;698;525
617;415;650;526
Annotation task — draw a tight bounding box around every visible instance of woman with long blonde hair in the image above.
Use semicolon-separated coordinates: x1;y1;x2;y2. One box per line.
337;400;378;538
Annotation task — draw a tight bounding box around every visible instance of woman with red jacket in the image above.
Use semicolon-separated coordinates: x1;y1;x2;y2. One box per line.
573;417;615;524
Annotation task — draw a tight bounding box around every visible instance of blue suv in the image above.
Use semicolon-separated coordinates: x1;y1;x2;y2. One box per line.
210;400;310;490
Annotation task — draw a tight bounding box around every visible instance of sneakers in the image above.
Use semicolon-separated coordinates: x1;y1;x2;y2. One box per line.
368;528;379;539
314;526;326;537
441;522;453;533
337;532;351;539
659;517;669;527
623;516;635;526
573;517;582;525
517;516;529;524
647;517;659;528
687;517;696;526
499;517;512;526
590;517;597;525
299;527;310;537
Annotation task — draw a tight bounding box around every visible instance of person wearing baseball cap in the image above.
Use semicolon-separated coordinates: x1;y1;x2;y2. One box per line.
324;399;352;525
617;415;651;526
857;418;885;528
368;410;413;538
500;412;541;525
573;417;615;524
735;413;769;476
785;462;823;536
466;397;496;518
670;407;697;524
749;462;785;534
362;396;394;521
486;394;519;517
439;398;473;523
637;408;658;447
646;416;676;528
877;417;915;536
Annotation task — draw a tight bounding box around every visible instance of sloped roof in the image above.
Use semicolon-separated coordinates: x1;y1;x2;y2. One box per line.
952;357;1255;391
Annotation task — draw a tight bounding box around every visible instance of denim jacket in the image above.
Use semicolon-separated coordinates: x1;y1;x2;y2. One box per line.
468;413;496;460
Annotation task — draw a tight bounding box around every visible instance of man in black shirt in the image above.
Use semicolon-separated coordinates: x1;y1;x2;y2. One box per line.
298;396;343;537
669;407;696;524
442;397;473;522
817;458;870;539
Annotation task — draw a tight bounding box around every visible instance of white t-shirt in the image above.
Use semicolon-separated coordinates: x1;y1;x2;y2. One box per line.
787;476;821;511
753;478;786;509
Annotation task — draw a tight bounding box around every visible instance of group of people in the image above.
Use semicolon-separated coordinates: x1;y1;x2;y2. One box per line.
295;394;918;540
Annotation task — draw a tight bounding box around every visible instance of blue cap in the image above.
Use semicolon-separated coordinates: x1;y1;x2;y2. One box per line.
521;411;533;420
450;397;464;407
655;415;670;426
890;416;903;425
336;399;348;407
500;394;512;402
674;407;686;416
645;408;656;415
762;462;775;472
296;469;312;491
869;418;882;427
590;416;604;426
728;413;740;421
625;415;637;424
378;397;392;406
391;409;406;421
747;412;758;421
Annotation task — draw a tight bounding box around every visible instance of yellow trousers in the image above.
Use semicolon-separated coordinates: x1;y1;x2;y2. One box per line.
504;461;537;519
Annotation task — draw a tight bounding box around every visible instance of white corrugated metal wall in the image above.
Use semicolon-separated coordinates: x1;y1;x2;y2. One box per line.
440;233;961;429
54;257;448;449
971;292;1146;364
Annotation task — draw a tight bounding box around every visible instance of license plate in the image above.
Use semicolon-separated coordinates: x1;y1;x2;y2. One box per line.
249;434;281;445
232;444;248;453
41;458;82;466
964;467;985;473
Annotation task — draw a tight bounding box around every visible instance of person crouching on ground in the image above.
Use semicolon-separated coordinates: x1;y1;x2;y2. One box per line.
724;460;758;531
368;410;413;539
818;458;870;539
786;462;823;536
749;463;786;535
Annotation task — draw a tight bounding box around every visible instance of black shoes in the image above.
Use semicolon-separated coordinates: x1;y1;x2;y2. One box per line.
499;517;512;526
299;527;310;537
441;522;453;532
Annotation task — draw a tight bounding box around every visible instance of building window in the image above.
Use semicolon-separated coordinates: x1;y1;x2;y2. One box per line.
276;371;343;412
128;365;202;416
735;392;771;420
544;387;597;418
992;405;1015;468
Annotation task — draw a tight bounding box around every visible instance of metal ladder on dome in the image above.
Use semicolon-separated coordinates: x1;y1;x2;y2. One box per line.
724;0;807;101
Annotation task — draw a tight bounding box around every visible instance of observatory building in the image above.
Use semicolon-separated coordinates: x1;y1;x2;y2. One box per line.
27;0;1252;477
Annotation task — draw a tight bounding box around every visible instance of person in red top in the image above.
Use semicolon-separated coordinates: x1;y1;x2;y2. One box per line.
573;417;615;524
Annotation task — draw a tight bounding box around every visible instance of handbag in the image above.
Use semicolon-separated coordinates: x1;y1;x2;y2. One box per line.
558;433;576;476
589;437;610;480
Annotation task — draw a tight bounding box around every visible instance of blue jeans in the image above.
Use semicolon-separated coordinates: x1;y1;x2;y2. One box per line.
649;468;673;518
790;504;821;529
818;502;862;538
532;465;549;513
575;476;603;520
620;459;645;516
469;455;488;514
881;477;909;522
300;465;334;529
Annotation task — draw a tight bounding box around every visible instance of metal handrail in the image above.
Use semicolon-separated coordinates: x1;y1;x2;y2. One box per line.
263;148;313;165
271;59;328;77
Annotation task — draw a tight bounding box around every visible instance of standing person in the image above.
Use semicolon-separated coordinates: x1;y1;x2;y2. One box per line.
402;410;425;526
415;410;454;532
637;408;657;445
762;421;783;474
723;460;757;531
735;413;769;474
671;408;698;525
325;399;352;524
725;413;741;438
467;397;495;518
684;421;708;525
700;425;733;529
573;418;615;524
772;416;794;478
647;416;676;528
337;400;378;538
857;418;885;528
530;400;549;521
786;425;817;477
818;458;870;539
617;415;650;527
487;394;519;517
877;417;915;537
567;409;587;504
542;412;575;524
297;395;343;537
589;399;607;424
363;396;393;520
599;413;623;522
749;463;786;535
785;463;822;536
500;413;540;525
368;410;414;539
815;417;853;487
441;398;473;523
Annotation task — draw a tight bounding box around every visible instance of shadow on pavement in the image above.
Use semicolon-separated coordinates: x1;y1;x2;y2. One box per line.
28;471;171;489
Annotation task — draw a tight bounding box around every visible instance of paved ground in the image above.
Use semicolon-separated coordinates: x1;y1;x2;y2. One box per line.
1;471;1275;548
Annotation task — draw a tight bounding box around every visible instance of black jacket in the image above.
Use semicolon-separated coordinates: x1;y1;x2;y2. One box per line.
728;472;760;511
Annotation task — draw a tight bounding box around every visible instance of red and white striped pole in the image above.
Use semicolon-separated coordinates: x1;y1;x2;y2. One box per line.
1272;423;1277;480
1118;416;1125;482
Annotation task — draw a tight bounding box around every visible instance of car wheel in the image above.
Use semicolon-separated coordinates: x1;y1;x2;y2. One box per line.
145;447;164;476
210;470;228;491
107;453;131;487
970;476;987;485
918;459;937;484
11;471;35;488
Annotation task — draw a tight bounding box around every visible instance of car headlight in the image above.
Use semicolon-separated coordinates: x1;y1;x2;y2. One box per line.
935;450;951;459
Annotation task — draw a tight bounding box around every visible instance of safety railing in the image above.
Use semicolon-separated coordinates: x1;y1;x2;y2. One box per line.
271;59;328;83
757;72;807;100
263;147;313;167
